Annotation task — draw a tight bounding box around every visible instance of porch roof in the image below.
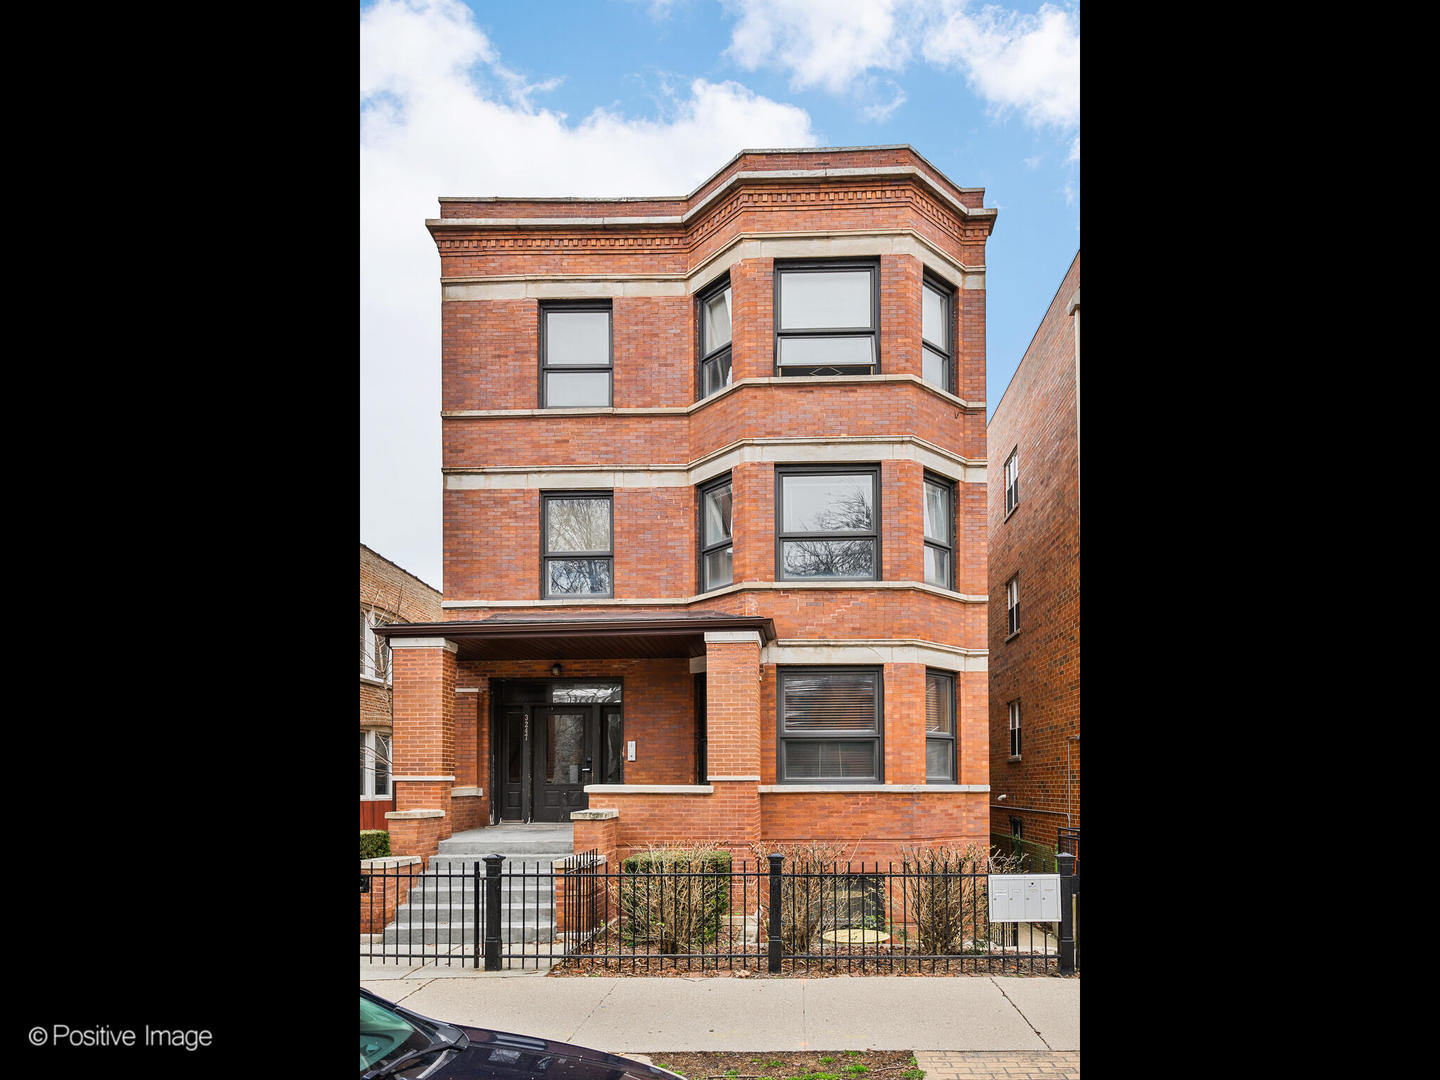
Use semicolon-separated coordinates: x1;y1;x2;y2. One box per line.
375;612;775;660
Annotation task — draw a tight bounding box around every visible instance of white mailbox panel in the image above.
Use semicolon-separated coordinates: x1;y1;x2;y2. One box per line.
987;874;1060;922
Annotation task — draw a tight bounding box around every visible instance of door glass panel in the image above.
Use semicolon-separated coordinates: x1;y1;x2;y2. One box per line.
605;710;623;784
546;712;587;785
507;719;523;783
551;681;622;703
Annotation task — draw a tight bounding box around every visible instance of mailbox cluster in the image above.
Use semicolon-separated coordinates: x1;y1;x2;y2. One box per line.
987;874;1060;922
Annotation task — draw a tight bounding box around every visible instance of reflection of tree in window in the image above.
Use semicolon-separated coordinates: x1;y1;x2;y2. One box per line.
780;476;877;579
545;496;612;596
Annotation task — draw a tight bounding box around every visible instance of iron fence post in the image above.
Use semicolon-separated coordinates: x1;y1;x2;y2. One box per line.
767;853;783;974
473;861;482;969
484;853;505;971
1057;851;1075;974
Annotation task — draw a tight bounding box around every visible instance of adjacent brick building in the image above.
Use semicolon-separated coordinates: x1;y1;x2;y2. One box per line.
360;543;442;830
380;146;998;864
986;251;1079;855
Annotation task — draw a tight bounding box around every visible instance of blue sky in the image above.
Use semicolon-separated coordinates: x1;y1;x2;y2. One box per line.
361;0;1079;589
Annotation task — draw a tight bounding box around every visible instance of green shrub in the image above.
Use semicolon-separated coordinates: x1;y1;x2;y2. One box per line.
360;830;391;861
614;844;731;951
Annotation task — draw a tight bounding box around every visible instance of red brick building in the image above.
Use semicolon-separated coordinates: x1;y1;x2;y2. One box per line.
360;543;442;830
380;146;997;863
986;251;1080;855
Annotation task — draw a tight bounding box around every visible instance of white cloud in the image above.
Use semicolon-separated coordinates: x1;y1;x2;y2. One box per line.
359;0;818;584
923;2;1079;131
859;81;907;123
723;0;1078;144
724;0;917;94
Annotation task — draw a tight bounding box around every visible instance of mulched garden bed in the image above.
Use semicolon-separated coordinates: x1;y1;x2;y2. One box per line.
644;1049;923;1080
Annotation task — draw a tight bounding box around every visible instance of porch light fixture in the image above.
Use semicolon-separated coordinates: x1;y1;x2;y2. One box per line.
551;663;562;677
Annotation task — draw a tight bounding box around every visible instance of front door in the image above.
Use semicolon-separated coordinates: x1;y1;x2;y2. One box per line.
533;705;594;822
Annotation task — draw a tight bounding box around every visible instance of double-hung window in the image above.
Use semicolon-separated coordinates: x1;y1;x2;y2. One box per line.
1004;448;1019;517
923;473;954;589
925;669;956;782
540;301;612;407
360;730;391;798
1008;699;1022;758
922;275;954;392
697;276;733;399
775;466;879;580
360;609;389;680
699;474;733;591
1006;575;1019;636
777;667;883;782
542;492;613;597
774;261;878;376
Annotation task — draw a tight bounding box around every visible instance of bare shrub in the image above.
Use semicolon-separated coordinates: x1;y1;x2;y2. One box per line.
750;841;857;953
611;844;731;954
899;843;1024;955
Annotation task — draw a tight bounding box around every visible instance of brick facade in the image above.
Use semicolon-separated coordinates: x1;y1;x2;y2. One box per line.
986;252;1080;853
360;544;442;830
385;147;995;860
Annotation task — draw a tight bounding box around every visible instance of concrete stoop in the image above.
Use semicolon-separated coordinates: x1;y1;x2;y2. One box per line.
376;824;575;950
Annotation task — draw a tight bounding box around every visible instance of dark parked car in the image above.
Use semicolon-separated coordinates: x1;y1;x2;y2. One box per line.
360;987;683;1079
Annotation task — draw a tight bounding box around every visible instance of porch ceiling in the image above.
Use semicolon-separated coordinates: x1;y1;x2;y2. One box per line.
375;612;775;661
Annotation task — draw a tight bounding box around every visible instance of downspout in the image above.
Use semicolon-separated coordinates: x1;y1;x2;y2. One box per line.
1066;288;1079;517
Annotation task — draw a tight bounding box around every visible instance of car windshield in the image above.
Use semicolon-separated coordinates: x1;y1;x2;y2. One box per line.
361;993;435;1072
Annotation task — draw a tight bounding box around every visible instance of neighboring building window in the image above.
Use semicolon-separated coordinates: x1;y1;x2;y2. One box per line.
540;302;612;407
1008;699;1022;758
360;609;389;680
777;667;883;782
775;466;879;580
925;669;956;782
1006;575;1019;636
543;492;614;597
698;276;733;399
774;261;878;376
1010;816;1023;839
360;730;392;798
1004;448;1019;516
699;474;733;591
923;473;954;589
921;275;954;392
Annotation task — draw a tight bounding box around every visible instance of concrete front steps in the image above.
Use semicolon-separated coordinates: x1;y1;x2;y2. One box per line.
380;824;574;949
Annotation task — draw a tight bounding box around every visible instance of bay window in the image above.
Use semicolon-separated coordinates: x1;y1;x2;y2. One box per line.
774;261;878;376
775;466;879;580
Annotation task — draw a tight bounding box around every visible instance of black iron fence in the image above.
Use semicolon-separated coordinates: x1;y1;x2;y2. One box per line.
360;851;1080;975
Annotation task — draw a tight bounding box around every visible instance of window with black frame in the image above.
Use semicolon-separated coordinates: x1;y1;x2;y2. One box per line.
777;667;882;782
1008;699;1022;758
1006;575;1019;636
776;466;878;580
542;492;613;597
925;670;956;782
922;275;954;392
923;473;954;589
697;276;732;399
540;301;612;407
1004;447;1019;517
774;261;878;376
698;474;733;591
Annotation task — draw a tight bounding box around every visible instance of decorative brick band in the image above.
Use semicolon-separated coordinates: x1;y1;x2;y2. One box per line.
445;580;988;609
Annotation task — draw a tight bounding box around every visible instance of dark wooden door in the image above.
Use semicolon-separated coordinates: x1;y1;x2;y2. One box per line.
532;705;594;822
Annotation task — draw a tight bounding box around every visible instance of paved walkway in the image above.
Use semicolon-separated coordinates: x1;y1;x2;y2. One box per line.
915;1051;1079;1078
361;966;1078;1055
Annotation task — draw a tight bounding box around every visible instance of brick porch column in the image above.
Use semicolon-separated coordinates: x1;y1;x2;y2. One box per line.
703;630;763;857
385;637;457;859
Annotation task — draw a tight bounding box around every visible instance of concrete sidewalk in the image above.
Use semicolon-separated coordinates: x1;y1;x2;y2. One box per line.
361;964;1078;1054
